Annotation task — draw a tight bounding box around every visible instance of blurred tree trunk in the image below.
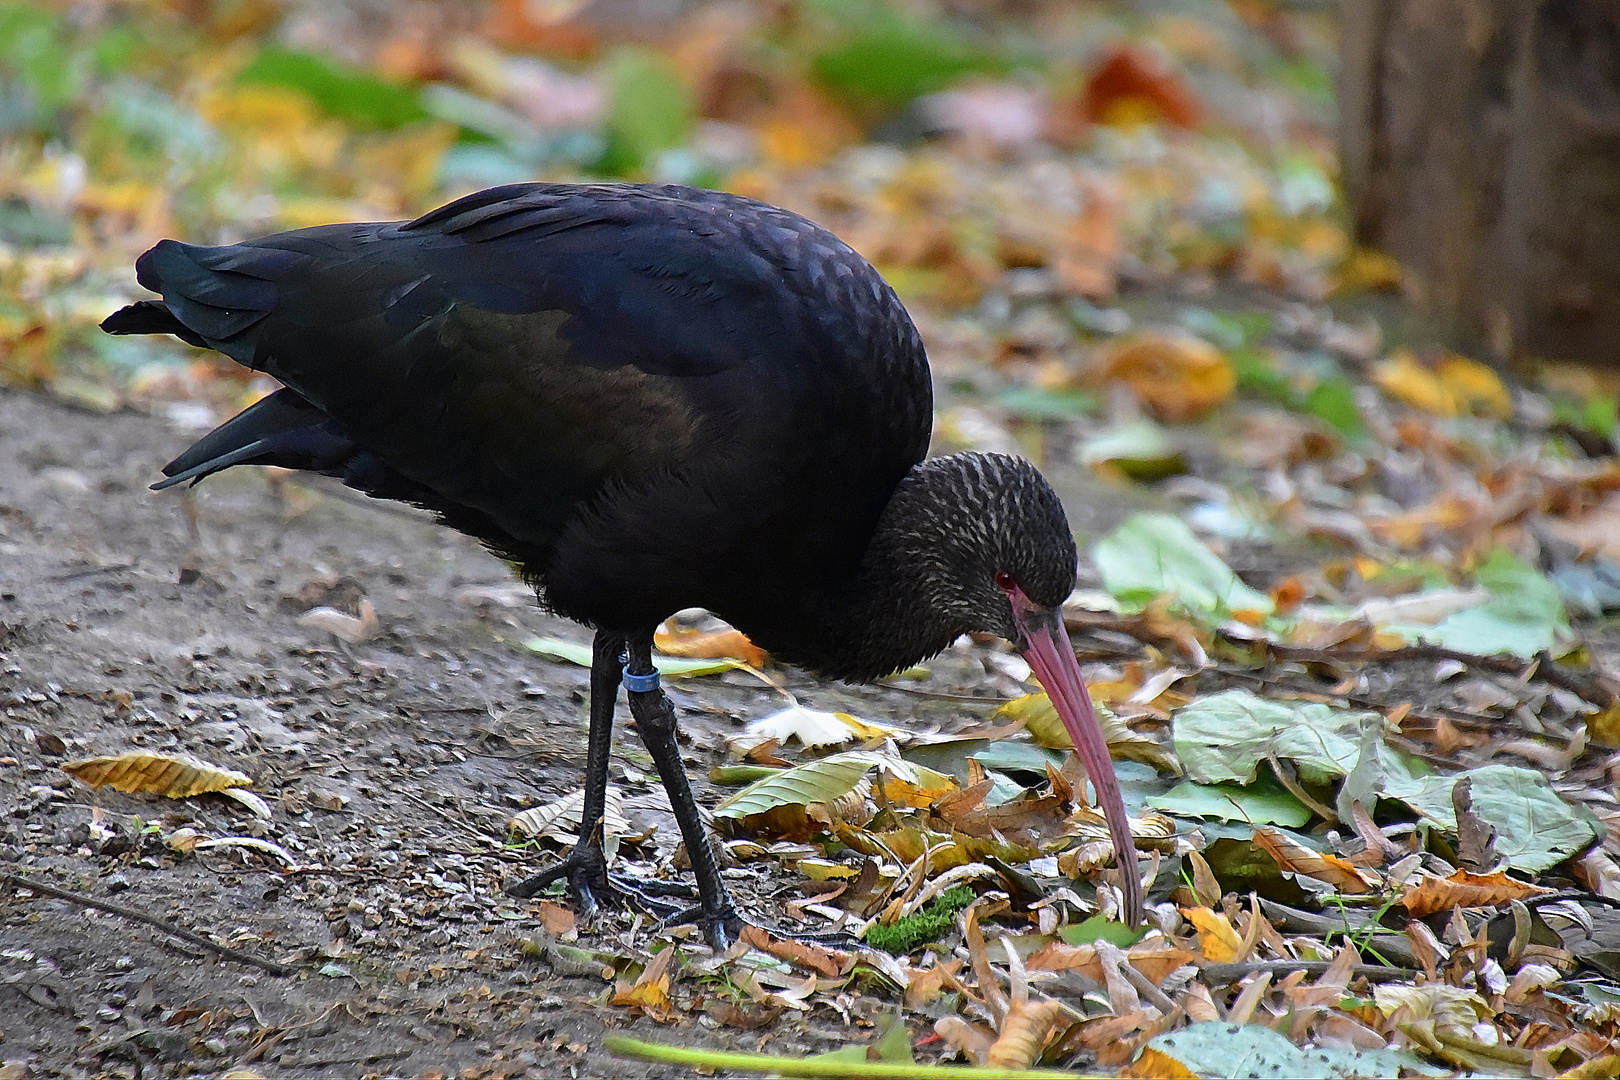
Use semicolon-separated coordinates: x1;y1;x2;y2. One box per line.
1340;0;1620;367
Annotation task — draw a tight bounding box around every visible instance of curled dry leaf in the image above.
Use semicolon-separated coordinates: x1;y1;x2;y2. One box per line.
1399;869;1555;918
63;752;252;799
738;924;846;980
510;786;636;846
297;598;379;643
1253;826;1379;893
934;1015;996;1066
654;620;767;667
986;998;1066;1071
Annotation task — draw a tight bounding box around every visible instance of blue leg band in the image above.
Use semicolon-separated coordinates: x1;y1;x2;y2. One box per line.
622;665;660;693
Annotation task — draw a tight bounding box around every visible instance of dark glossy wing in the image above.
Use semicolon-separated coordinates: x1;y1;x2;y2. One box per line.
106;183;932;626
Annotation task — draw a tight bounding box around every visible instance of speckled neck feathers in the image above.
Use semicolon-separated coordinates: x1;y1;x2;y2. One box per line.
769;452;1079;681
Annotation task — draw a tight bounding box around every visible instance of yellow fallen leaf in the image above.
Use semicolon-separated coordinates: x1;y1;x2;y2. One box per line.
1183;905;1243;963
610;946;674;1020
62;752;252;799
1121;1046;1199;1079
1094;333;1235;423
1374;349;1512;419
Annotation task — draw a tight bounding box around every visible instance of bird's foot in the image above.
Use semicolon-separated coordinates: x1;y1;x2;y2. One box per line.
662;902;861;952
506;846;696;923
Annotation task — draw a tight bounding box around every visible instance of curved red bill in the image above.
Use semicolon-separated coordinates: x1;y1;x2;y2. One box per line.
1009;590;1144;925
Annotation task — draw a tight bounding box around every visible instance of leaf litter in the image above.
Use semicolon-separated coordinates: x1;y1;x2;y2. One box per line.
6;0;1620;1076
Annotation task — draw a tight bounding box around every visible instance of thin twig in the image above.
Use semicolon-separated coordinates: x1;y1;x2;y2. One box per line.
1200;959;1413;984
3;873;295;976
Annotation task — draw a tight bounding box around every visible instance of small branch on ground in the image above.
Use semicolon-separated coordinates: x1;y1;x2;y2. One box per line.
3;872;296;976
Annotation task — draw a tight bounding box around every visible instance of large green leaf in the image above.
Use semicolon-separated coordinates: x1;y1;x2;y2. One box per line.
1173;690;1411;788
598;47;692;176
1093;513;1272;618
1147;1021;1446;1079
714;751;938;819
1396;764;1599;872
237;45;428;129
1405;549;1570;658
1147;777;1313;827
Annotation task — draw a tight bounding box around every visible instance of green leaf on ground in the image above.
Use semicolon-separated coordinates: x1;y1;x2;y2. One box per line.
1147;776;1313;826
1146;1021;1446;1079
1396;764;1599;872
1060;913;1144;947
1407;549;1570;658
714;751;941;819
1172;689;1423;793
1076;418;1187;481
1094;513;1273;618
1303;376;1365;440
598;47;692;176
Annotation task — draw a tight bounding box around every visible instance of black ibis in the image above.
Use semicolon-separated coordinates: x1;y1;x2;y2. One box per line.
102;182;1144;943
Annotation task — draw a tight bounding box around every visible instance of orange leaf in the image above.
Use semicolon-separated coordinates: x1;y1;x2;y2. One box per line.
1121;1047;1199;1079
1078;46;1203;130
1183;905;1243;963
1093;333;1235;423
655;622;767;666
1253;826;1379;894
1399;870;1555;918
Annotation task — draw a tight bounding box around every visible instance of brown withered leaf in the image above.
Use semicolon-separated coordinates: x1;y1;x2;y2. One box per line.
1025;938;1197;987
1452;777;1500;873
63;752;252;799
904;959;967;1010
738;924;846;980
1253;826;1378;893
1399;870;1554;918
986;998;1066;1071
534;901;576;938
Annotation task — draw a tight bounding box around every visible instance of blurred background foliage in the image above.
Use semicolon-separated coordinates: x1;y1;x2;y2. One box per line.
0;0;1357;429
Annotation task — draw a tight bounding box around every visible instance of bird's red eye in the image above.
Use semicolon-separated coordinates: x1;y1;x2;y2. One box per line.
994;571;1016;590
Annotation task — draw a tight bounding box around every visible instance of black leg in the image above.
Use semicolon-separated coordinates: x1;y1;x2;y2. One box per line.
506;630;622;909
507;630;694;919
623;631;743;948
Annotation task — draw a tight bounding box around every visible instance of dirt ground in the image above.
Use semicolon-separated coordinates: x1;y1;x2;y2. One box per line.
2;385;1117;1079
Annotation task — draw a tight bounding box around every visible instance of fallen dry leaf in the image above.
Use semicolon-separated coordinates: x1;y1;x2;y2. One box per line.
63;752;253;799
1093;332;1235;423
655;621;767;666
1399;869;1555;917
610;946;675;1021
739;924;846;980
1253;826;1379;893
986;998;1066;1071
1183;905;1244;963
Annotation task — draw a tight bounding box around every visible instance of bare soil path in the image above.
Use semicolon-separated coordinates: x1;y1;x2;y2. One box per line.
0;386;1008;1078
